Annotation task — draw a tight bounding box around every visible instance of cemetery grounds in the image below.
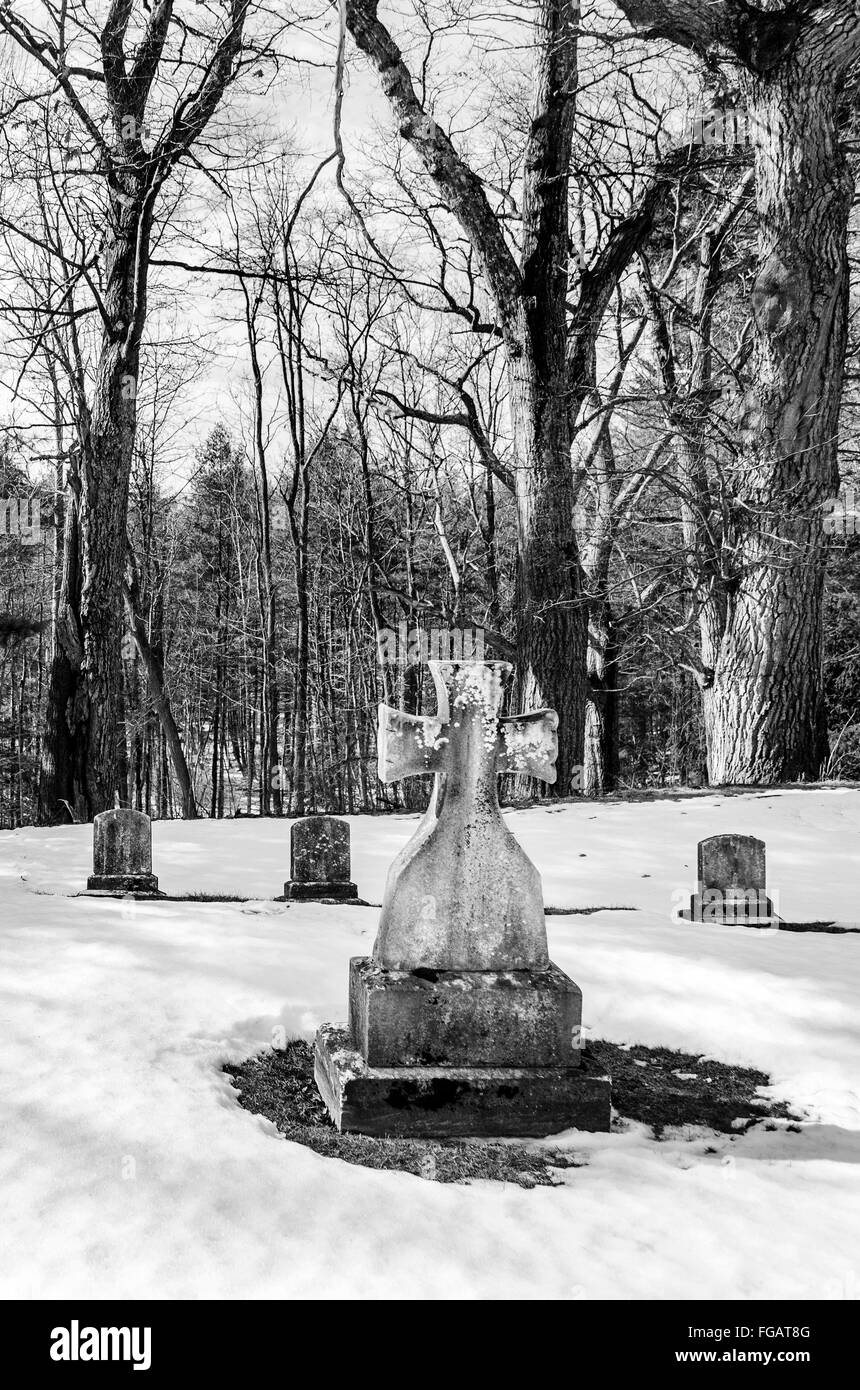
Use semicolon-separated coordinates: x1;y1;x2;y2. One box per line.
0;787;858;1300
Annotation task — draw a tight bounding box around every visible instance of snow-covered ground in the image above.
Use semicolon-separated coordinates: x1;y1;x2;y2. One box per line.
1;788;859;1300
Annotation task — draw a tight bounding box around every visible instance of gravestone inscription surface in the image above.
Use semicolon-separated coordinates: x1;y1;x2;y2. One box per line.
284;815;357;901
313;660;611;1137
689;833;774;925
86;808;160;896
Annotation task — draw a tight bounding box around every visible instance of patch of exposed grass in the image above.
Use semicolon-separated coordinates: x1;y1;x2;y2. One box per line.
778;921;859;934
587;1040;798;1138
224;1037;800;1183
173;892;250;902
171;893;376;906
544;905;637;915
223;1041;584;1188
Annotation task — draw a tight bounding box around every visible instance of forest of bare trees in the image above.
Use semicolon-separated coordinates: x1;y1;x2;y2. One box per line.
2;0;860;827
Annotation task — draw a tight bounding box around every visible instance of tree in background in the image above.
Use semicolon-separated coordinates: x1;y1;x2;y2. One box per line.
0;0;255;817
342;0;692;793
614;0;860;781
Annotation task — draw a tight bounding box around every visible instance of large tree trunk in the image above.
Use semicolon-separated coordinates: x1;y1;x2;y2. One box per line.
243;280;282;816
509;0;585;793
289;550;310;816
42;196;194;818
123;561;197;819
579;383;621;796
509;336;585;794
704;520;832;782
40;446;86;823
614;0;860;786
584;602;619;795
64;208;151;816
704;58;850;782
286;460;311;818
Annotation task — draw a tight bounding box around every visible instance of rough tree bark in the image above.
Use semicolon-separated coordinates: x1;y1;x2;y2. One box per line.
615;0;860;782
123;551;197;819
240;271;282;815
286;457;311;817
580;411;621;794
40;435;86;824
508;0;583;786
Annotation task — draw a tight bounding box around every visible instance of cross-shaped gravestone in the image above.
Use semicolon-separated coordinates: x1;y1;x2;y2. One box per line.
689;833;774;925
375;660;559;970
86;807;161;896
313;659;613;1139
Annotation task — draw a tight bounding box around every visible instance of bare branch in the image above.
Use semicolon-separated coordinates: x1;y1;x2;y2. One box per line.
343;0;522;338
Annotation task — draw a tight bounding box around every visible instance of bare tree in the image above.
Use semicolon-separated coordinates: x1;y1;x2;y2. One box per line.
341;0;689;791
0;0;254;816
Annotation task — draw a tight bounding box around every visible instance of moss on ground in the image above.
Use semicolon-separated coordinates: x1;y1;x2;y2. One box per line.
224;1037;799;1185
588;1040;796;1138
224;1041;583;1187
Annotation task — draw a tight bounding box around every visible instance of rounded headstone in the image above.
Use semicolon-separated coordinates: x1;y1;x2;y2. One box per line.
284;815;357;901
87;808;160;895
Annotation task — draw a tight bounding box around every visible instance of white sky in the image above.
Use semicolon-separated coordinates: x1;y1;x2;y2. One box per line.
0;2;696;491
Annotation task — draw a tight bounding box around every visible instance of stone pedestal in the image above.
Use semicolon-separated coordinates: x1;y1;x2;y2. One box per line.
315;1021;611;1139
314;955;611;1136
349;956;581;1067
86;808;161;896
284;815;357;901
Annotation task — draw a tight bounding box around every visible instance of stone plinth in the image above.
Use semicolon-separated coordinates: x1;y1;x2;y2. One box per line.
349;956;581;1068
86;808;160;896
285;879;358;903
284;815;357;901
315;1024;611;1138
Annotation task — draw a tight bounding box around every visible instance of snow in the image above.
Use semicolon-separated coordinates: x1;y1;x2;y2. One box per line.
1;788;859;1300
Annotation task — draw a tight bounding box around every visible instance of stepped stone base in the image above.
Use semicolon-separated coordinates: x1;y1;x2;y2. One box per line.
314;1023;611;1138
688;893;774;927
284;880;358;902
86;873;161;896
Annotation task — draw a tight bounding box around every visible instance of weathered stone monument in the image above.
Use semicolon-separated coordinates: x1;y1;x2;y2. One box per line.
284;815;358;901
314;660;611;1136
86;807;161;896
689;834;774;926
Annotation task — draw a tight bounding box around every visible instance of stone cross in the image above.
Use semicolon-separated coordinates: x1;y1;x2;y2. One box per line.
690;833;773;924
87;808;160;896
284;815;358;901
375;660;558;970
313;657;612;1139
